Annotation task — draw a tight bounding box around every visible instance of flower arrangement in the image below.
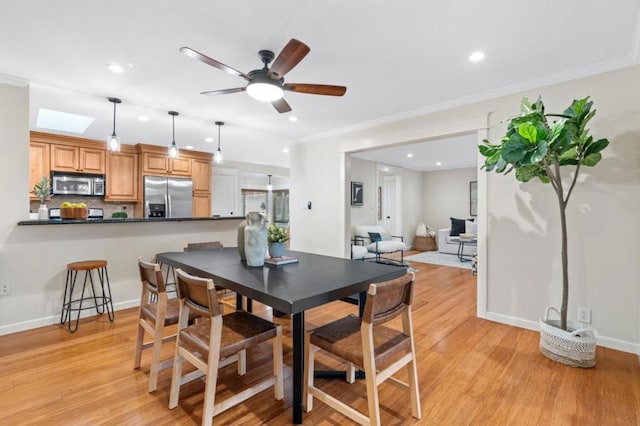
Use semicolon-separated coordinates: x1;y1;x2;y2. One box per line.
267;223;289;243
32;176;52;204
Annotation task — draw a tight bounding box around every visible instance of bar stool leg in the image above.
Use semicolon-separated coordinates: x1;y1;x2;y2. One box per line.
99;266;115;322
87;269;103;314
60;269;75;326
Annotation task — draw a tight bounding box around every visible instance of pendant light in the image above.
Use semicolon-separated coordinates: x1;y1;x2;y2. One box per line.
168;111;179;158
267;174;273;192
107;97;122;152
213;121;224;164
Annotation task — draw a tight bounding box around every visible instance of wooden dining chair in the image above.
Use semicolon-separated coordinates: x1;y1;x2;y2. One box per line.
134;258;195;392
304;272;421;425
169;268;284;426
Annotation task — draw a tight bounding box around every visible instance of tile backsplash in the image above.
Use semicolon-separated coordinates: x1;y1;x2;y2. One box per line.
30;196;136;219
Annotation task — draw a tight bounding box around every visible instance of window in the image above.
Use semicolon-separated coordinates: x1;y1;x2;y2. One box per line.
272;190;289;224
242;190;267;216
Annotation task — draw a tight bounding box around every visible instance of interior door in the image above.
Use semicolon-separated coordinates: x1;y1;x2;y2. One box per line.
383;175;400;235
212;174;237;217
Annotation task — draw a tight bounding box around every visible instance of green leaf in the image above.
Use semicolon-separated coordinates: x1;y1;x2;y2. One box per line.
515;165;545;183
584;138;609;156
530;140;548;163
517;123;538;143
582;152;602;167
501;138;529;163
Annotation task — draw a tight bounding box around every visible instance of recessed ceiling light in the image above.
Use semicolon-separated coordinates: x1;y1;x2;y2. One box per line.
127;63;135;69
185;145;194;150
382;167;390;172
407;153;414;158
36;108;94;134
289;116;298;122
283;148;290;153
436;161;442;166
107;63;124;73
469;51;485;62
137;115;149;122
205;137;214;142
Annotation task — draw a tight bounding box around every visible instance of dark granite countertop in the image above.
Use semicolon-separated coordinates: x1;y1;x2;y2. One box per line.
18;216;243;226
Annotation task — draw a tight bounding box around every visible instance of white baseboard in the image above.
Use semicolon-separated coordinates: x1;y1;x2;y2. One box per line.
485;312;640;355
0;298;139;336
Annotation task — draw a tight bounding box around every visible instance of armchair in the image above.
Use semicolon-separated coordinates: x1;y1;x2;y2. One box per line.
353;225;408;265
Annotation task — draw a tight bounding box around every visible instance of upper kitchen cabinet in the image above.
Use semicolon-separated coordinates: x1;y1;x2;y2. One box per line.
29;142;50;200
139;144;191;176
31;132;106;174
105;147;138;201
51;145;105;173
192;159;211;193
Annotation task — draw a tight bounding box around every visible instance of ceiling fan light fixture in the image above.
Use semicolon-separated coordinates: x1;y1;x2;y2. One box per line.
246;79;284;102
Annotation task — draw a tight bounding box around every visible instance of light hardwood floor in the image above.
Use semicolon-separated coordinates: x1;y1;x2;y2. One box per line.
1;254;639;425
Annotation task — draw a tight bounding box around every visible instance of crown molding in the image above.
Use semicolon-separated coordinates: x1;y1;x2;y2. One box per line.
0;72;29;87
296;55;636;145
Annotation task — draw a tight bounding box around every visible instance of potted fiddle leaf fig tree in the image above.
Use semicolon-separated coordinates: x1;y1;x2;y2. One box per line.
479;96;609;368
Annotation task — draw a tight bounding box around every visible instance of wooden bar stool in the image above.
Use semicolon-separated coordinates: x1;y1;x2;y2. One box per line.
60;260;114;333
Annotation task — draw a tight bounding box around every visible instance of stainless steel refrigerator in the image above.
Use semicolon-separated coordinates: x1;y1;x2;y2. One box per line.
144;176;193;218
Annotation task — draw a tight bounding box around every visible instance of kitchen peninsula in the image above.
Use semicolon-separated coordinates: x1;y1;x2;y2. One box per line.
18;216;239;226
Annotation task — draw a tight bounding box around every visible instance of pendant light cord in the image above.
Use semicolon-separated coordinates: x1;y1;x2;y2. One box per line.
217;123;221;150
172;114;176;143
112;101;117;136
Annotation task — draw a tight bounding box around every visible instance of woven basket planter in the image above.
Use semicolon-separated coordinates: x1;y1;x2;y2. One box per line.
539;307;597;368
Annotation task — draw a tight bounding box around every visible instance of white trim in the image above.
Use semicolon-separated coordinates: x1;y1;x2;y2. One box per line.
0;72;29;87
297;57;634;145
485;312;640;355
476;126;488;319
0;298;139;336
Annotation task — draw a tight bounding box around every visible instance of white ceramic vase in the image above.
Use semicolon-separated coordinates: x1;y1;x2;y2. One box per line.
38;204;48;220
244;212;267;267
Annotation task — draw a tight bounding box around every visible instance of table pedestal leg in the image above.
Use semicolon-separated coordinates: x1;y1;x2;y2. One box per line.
292;311;304;424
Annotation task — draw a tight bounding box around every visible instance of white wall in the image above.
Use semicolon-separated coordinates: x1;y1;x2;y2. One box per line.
349;157;378;228
422;167;478;230
291;65;640;353
401;168;424;247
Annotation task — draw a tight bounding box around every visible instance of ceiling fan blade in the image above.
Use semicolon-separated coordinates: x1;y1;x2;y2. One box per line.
268;39;310;79
200;87;246;96
284;83;347;96
272;98;292;114
180;47;249;81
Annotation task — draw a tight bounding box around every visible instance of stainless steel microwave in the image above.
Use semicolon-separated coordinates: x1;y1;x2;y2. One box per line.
51;172;105;196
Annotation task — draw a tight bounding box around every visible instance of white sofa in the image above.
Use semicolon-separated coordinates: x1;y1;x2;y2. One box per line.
437;227;477;256
353;225;408;264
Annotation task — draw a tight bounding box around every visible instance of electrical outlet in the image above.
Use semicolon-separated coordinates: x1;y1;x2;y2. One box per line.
577;307;591;324
0;283;10;296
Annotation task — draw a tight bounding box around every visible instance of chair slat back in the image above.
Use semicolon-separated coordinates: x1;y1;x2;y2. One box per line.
184;241;223;251
138;258;166;295
175;268;222;318
362;272;414;325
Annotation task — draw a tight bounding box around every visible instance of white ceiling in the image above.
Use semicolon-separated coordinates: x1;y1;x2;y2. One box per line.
1;1;638;169
351;133;478;172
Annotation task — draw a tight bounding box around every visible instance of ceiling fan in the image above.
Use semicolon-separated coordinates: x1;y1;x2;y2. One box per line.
180;38;347;113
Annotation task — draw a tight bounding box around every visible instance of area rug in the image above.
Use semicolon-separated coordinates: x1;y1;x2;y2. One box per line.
404;251;471;270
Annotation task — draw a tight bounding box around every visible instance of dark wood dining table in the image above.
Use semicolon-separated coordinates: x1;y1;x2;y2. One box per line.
155;247;406;424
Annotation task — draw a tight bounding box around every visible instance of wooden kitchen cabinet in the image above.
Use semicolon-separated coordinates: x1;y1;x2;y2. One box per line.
51;144;105;174
191;159;211;192
193;193;211;218
105;149;138;201
142;152;191;176
29;142;50;199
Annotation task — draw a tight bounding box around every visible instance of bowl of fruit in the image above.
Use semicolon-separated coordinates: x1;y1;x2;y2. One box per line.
60;202;88;220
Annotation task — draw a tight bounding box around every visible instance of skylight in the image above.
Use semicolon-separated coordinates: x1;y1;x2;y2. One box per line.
36;108;95;134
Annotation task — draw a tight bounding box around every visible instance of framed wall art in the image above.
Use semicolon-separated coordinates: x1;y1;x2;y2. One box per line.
351;181;363;206
470;181;478;216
